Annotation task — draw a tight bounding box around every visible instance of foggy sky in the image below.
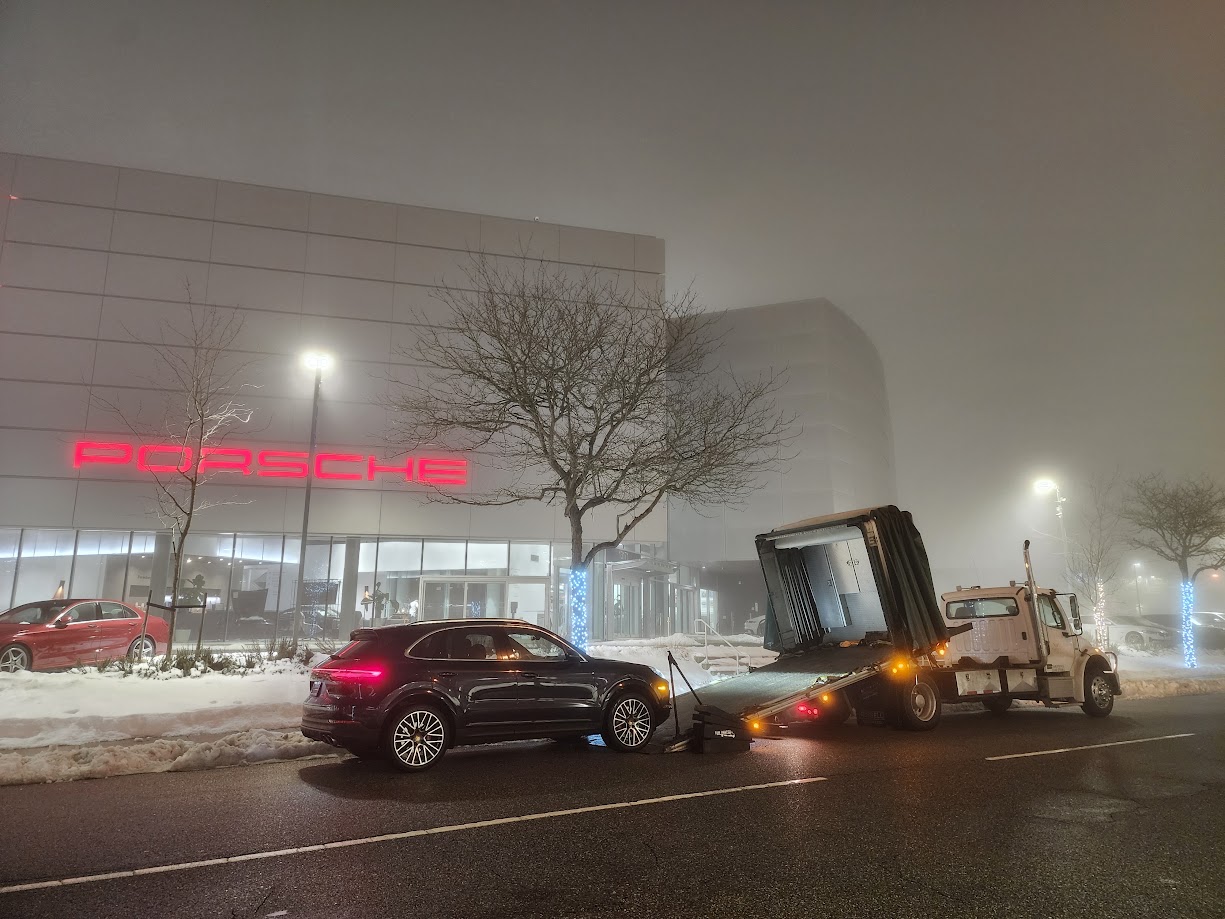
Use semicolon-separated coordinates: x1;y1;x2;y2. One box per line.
2;1;1222;602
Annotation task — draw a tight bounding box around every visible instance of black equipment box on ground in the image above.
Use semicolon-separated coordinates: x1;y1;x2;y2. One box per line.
692;704;753;753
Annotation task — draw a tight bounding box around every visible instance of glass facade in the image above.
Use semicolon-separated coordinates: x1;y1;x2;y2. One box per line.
0;528;711;646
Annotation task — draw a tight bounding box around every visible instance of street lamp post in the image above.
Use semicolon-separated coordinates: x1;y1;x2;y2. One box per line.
291;351;332;647
1133;562;1143;616
1033;478;1069;583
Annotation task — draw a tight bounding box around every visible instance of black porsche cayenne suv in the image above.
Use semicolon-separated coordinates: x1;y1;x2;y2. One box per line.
302;619;671;771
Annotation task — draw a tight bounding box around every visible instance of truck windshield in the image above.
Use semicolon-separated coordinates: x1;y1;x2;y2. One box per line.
946;598;1019;619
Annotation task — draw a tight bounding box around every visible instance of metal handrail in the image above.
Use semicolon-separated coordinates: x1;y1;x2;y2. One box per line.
694;618;751;676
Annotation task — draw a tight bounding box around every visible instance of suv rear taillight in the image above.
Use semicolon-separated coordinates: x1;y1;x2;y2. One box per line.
311;661;386;698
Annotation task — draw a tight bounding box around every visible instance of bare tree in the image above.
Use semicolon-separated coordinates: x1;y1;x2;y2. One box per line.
386;255;794;648
93;295;257;657
1064;475;1124;647
1122;474;1225;667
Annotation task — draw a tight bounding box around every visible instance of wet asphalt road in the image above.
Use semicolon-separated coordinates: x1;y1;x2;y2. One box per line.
2;694;1223;919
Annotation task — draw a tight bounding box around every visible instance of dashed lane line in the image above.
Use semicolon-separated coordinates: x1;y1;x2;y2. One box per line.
985;732;1196;761
0;776;828;894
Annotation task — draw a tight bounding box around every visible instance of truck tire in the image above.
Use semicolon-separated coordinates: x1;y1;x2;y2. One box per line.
896;675;942;731
981;696;1013;714
1081;665;1115;718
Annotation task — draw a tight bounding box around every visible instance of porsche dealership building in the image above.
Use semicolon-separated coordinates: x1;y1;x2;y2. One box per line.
0;152;895;644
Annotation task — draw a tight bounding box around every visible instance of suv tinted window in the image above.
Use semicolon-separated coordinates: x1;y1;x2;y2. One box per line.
504;630;569;661
408;631;448;659
331;638;377;660
451;630;499;660
407;628;501;660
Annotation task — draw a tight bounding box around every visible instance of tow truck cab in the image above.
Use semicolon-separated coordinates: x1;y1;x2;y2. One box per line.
935;585;1120;705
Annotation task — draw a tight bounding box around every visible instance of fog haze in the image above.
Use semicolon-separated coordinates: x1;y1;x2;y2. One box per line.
2;0;1221;600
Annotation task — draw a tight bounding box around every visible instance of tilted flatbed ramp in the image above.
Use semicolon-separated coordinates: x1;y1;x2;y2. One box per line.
665;645;887;731
661;506;949;748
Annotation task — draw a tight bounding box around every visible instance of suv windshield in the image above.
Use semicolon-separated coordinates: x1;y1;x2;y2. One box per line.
0;602;69;625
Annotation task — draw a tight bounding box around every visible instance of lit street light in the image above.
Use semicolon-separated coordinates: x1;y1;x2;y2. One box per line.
1032;477;1069;585
1133;561;1143;616
290;350;333;646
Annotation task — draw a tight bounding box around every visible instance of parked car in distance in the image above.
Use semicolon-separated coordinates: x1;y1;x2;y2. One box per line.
1140;612;1225;650
302;619;671;771
0;599;169;672
1105;614;1175;651
744;615;767;637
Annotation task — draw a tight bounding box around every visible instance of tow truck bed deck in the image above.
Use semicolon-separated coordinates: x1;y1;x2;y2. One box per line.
670;645;886;725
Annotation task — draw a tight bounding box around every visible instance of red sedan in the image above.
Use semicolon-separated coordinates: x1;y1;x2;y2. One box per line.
0;599;170;672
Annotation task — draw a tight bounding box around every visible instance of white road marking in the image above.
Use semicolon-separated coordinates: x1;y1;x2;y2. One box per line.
986;732;1196;761
0;776;827;895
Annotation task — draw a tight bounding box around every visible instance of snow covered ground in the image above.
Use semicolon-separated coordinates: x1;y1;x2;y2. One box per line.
0;638;1221;786
0;658;317;750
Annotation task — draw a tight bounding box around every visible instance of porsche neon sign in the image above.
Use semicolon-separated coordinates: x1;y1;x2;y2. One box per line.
72;440;467;487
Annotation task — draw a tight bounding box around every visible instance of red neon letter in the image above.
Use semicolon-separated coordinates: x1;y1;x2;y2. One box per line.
315;453;364;481
198;447;253;476
256;451;309;479
418;458;468;487
368;456;414;481
74;441;133;468
137;444;193;473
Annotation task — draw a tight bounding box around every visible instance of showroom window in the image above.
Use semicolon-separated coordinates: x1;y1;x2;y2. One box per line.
12;529;76;606
376;540;423;620
423;540;466;576
70;530;132;601
0;529;19;609
230;535;285;616
466;541;509;576
509;543;550;577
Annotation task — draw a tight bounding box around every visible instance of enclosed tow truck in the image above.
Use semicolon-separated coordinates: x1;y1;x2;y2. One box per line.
725;505;1122;733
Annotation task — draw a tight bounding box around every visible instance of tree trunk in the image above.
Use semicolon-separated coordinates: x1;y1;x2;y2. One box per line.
1178;559;1196;669
166;547;183;659
568;513;589;651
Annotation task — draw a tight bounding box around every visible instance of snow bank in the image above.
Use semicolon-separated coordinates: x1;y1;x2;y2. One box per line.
0;729;336;786
1116;648;1225;698
0;663;313;750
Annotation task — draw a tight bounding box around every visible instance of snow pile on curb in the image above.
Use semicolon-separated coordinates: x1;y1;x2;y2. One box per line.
1116;648;1225;699
0;729;337;786
0;664;315;750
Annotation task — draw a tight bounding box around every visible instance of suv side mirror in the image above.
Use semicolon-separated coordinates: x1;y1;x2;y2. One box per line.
53;618;69;629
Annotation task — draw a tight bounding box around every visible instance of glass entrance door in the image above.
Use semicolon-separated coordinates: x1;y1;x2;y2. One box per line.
421;580;509;620
422;580;466;619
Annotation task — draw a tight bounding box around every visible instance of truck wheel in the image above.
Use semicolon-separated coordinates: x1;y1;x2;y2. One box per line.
981;696;1013;714
1081;666;1115;718
897;675;941;731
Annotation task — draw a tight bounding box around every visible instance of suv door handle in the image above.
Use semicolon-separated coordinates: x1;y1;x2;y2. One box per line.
438;671;456;678
522;672;539;679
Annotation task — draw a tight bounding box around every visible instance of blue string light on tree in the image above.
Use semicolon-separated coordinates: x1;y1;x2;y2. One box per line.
569;567;589;653
1180;580;1197;669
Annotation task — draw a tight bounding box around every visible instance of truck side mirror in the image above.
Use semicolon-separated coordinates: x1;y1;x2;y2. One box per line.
1065;594;1083;636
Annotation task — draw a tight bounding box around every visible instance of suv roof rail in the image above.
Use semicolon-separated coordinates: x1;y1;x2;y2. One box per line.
350;618;537;640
